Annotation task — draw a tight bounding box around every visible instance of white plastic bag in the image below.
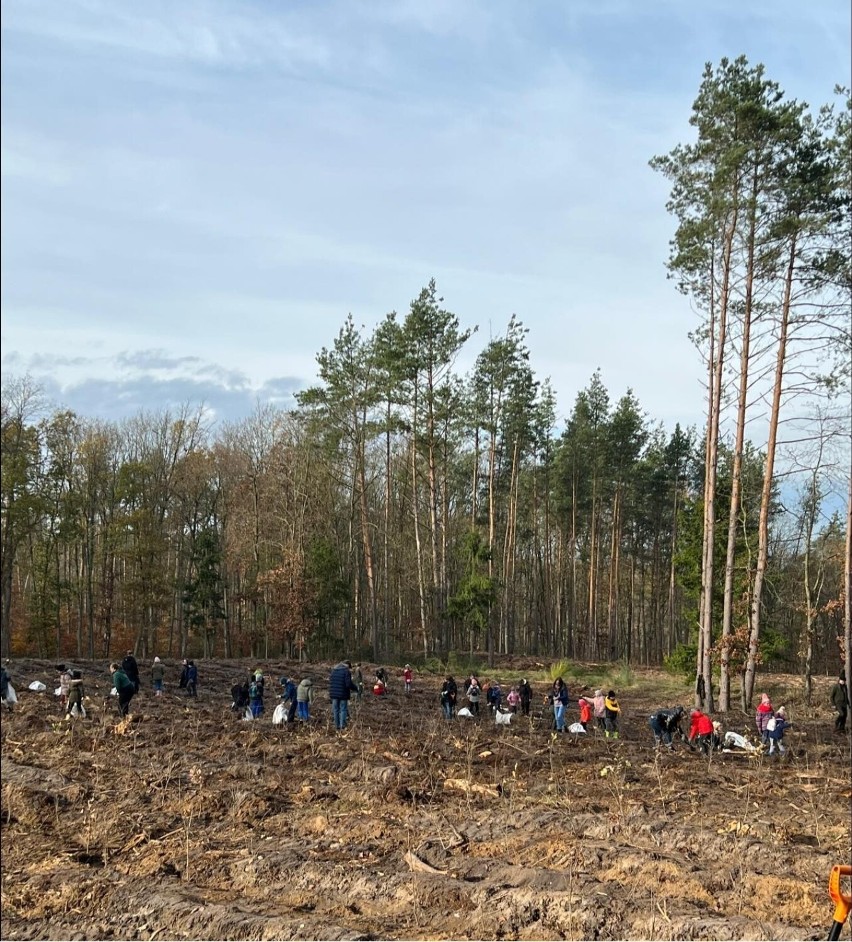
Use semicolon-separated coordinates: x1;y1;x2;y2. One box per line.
28;681;47;692
4;683;17;704
272;703;288;726
54;686;63;696
568;722;587;734
243;706;253;721
110;687;118;696
457;707;473;718
70;703;86;718
723;731;755;752
495;710;513;726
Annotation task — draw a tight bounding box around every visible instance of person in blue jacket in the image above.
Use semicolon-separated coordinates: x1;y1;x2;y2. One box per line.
281;676;298;724
328;660;358;730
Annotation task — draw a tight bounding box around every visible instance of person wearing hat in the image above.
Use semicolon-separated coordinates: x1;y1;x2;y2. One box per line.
403;664;413;694
604;691;621;739
151;657;165;697
767;706;791;757
830;675;849;733
755;692;774;745
328;660;358;730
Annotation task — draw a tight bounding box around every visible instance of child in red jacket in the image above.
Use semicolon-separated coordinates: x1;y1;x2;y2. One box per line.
688;709;714;754
577;697;592;730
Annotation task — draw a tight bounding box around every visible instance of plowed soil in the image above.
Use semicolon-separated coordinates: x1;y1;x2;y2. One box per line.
1;658;849;941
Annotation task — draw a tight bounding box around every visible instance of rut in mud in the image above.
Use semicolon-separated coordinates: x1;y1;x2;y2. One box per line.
1;657;849;941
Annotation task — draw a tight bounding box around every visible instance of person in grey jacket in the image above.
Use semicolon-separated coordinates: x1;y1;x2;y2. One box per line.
328;661;357;730
296;677;314;720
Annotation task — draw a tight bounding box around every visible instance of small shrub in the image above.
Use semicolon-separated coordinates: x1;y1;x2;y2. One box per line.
548;659;572;682
664;643;697;681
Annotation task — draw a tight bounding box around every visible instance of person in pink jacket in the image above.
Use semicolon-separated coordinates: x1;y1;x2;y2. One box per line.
592;689;606;733
755;692;774;745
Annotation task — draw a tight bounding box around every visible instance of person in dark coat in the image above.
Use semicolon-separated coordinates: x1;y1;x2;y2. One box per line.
66;670;85;717
830;675;849;733
328;661;358;730
186;661;198;697
649;706;686;748
231;681;249;713
111;662;135;717
281;676;298;724
519;679;533;716
440;675;458;720
1;664;13;712
179;659;190;690
122;651;140;693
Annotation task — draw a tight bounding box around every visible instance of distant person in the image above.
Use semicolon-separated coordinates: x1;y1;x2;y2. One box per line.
186;660;198;697
296;676;314;721
121;651;140;694
231;680;249;714
281;676;298;723
830;675;848;734
329;660;358;730
552;678;569;732
1;664;14;712
110;662;135;717
151;657;165;697
487;681;503;714
55;664;72;709
179;659;190;692
354;664;364;700
767;706;791;757
578;696;593;731
506;686;520;713
604;691;621;739
592;689;607;733
248;674;264;718
649;706;686;749
755;693;774;745
519;679;533;716
440;675;458;719
466;678;481;715
66;670;85;718
372;677;386;696
403;664;413;694
688;709;714;754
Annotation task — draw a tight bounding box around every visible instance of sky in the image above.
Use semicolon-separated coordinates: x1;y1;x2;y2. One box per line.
2;0;850;431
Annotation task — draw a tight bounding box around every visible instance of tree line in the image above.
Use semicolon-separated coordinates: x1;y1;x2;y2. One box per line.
2;58;849;709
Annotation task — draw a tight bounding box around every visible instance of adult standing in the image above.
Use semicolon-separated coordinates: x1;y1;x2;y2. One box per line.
151;657;165;697
186;661;198;697
552;678;569;732
111;662;135;717
440;675;458;719
122;651;140;694
519;679;533;716
296;676;314;720
329;660;358;730
830;675;848;733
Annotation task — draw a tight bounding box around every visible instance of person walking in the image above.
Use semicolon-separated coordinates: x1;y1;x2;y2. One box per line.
592;689;607;733
111;662;135;717
403;664;413;694
151;657;165;697
830;675;849;733
578;696;593;731
121;651;140;694
329;660;358;730
296;676;314;721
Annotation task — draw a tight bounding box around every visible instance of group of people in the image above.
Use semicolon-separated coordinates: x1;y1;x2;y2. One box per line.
230;669;315;722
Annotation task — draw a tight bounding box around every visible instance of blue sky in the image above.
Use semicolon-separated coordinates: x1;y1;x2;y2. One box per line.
2;0;849;428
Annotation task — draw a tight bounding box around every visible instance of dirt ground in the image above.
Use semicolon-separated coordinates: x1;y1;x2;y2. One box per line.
1;657;850;941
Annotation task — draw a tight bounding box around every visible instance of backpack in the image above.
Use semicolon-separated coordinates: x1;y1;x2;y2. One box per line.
766;716;777;732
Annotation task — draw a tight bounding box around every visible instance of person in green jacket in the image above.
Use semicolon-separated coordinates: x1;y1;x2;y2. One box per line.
151;657;165;697
110;662;135;717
